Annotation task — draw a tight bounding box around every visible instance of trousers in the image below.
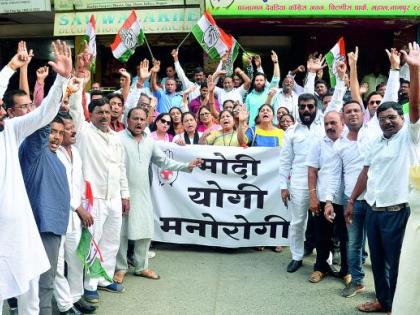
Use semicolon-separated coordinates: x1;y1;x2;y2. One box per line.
39;233;62;315
84;198;122;291
53;217;83;312
289;187;310;261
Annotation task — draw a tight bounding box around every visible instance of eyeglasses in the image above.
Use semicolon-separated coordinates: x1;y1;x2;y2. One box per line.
298;104;315;110
138;102;151;108
13;103;32;110
369;100;381;105
160;118;171;126
199;112;210;117
378;114;400;123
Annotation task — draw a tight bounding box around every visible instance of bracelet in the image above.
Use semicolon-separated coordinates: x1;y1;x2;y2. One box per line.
309;188;317;192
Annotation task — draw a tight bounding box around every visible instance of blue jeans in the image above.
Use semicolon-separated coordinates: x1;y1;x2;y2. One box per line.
344;196;369;285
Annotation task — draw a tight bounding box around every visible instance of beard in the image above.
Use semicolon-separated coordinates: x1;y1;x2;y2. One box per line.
299;111;317;125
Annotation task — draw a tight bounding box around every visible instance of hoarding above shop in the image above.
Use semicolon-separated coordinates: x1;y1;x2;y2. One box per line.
205;0;420;17
0;0;51;13
54;0;199;11
54;8;201;36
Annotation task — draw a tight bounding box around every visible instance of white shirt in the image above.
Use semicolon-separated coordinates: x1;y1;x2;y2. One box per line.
272;90;299;123
306;136;343;204
214;85;247;110
364;121;420;207
174;61;201;101
57;146;84;233
278;113;325;190
69;89;130;200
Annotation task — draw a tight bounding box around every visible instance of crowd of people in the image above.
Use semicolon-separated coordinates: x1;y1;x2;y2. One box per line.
0;37;419;315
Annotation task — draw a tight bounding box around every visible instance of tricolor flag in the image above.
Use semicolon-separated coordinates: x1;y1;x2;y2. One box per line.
84;15;97;74
192;11;236;60
223;36;240;76
76;181;113;283
111;10;145;63
325;37;346;87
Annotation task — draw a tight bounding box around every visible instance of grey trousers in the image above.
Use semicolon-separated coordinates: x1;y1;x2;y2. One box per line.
39;232;61;315
116;236;151;274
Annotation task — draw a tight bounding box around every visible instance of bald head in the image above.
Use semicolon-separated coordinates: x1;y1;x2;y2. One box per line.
324;111;344;141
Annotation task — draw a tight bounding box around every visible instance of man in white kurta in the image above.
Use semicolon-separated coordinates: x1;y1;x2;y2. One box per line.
114;107;202;282
69;85;130;303
0;45;70;314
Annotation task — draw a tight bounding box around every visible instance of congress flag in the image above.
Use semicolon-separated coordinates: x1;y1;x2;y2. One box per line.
325;37;346;87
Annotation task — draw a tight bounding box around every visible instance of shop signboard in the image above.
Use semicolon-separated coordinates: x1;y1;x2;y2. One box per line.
0;0;51;13
205;0;420;17
54;8;201;36
54;0;199;11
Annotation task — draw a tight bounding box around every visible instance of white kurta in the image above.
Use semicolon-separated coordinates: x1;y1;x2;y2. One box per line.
0;66;67;299
119;130;190;240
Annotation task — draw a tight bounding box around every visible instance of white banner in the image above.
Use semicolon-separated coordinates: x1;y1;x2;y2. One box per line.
152;143;290;248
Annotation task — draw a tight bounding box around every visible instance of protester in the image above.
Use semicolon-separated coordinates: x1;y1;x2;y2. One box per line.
196;105;221;133
173;112;203;145
114;107;202;283
0;40;70;315
69;54;130;303
169;107;184;135
306;111;349;284
149;113;174;142
108;93;125;132
278;114;295;131
200;110;239;146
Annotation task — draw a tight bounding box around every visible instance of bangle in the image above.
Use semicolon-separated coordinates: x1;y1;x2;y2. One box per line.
391;68;400;71
273;61;278;64
309;188;317;192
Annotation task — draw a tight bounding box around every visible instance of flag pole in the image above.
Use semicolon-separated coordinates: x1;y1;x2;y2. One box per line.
236;41;251;57
143;35;154;60
176;31;192;50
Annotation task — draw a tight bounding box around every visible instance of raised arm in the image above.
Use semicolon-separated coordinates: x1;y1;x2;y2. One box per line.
235;67;251;91
68;78;85;136
11;40;72;142
401;42;420;123
119;68;131;101
172;48;193;89
17;41;33;100
348;47;364;106
237;109;250;146
382;48;401;103
150;59;161;92
271;50;280;80
206;75;219;118
304;54;326;94
33;66;48;108
325;61;347;113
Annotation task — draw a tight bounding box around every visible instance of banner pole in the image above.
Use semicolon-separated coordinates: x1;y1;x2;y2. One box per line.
176;31;192;50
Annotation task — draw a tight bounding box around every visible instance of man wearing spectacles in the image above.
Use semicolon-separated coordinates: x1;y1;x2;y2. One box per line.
3;89;32;118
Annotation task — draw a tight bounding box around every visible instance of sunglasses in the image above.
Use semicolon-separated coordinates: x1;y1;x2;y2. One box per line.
298;104;315;110
160;118;171;126
369;100;381;105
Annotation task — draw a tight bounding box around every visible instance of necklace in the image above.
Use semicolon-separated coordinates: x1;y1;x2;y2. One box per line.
222;130;234;146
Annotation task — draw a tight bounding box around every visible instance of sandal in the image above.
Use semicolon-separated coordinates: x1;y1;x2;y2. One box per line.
255;247;265;251
273;246;283;253
134;268;160;280
308;271;327;283
357;301;385;313
113;270;126;284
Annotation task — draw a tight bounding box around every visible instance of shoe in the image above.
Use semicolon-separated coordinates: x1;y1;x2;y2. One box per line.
287;260;303;273
74;298;97;314
342;282;365;298
98;282;125;293
308;271;327;283
148;250;156;259
59;306;83;315
84;289;99;304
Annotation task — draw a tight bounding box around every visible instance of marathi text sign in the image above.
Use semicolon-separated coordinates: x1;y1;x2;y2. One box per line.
54;8;201;36
205;0;420;17
151;144;290;248
55;0;199;11
0;0;51;13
